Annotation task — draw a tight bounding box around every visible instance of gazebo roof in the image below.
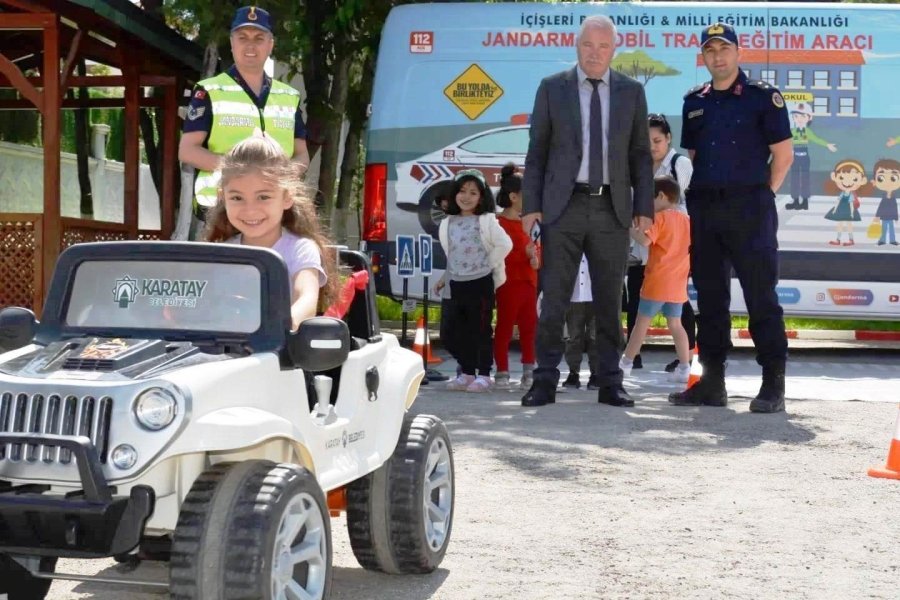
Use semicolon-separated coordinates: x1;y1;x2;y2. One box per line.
0;0;203;78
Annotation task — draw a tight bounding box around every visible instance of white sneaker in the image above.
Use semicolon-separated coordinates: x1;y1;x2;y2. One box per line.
466;375;492;393
673;363;691;383
447;374;475;390
494;372;511;388
520;369;534;389
619;355;634;377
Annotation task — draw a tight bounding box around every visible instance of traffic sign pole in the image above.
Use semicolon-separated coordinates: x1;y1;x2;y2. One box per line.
396;235;416;346
401;278;409;345
419;234;432;371
418;235;446;382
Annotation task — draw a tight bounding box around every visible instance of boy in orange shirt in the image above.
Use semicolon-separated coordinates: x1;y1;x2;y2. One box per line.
619;176;692;383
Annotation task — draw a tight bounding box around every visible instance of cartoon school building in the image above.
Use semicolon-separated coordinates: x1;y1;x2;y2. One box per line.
697;50;864;126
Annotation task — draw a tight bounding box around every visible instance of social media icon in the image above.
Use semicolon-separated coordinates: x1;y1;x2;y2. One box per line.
890;294;899;303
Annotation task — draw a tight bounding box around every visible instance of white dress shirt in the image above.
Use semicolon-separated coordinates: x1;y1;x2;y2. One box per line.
570;254;593;302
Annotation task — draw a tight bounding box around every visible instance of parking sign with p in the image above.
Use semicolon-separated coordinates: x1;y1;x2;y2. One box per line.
419;234;432;276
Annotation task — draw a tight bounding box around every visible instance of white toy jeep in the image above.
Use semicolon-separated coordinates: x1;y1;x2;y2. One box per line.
0;241;454;599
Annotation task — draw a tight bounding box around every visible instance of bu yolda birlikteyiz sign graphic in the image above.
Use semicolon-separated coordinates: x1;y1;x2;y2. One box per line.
444;64;504;120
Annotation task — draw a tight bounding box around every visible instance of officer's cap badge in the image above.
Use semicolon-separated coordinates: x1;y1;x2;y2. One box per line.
248;6;258;21
707;25;724;35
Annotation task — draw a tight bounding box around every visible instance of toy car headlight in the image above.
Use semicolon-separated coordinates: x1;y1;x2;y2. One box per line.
134;387;178;431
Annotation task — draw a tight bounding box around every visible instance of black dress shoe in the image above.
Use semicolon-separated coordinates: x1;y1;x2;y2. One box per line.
521;381;556;407
562;372;580;389
632;354;643;370
597;385;634;407
586;374;601;390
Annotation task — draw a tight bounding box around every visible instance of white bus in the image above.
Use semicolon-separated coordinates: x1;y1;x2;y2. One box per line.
363;1;900;318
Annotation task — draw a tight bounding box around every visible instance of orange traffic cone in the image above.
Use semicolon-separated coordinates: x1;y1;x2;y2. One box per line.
868;405;900;480
413;316;442;365
685;345;702;390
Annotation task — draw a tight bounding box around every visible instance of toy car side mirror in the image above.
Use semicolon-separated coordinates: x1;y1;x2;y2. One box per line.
0;307;38;353
286;317;350;372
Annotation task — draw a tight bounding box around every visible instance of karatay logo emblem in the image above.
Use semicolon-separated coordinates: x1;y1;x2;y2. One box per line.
112;276;140;308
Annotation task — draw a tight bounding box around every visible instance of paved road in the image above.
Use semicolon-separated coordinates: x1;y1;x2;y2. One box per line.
25;347;900;599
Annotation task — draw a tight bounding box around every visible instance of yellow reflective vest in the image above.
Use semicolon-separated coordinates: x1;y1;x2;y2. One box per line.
193;72;300;209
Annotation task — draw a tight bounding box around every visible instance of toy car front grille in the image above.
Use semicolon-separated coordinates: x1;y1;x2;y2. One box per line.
0;393;113;464
62;358;116;371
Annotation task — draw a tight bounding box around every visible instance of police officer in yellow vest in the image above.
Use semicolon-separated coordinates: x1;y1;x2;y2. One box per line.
178;5;309;221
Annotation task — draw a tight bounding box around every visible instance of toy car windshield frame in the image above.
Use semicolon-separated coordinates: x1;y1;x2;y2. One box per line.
35;242;293;353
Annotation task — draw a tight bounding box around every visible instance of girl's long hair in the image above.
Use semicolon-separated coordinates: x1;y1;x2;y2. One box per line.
203;135;337;307
445;169;496;215
496;162;522;208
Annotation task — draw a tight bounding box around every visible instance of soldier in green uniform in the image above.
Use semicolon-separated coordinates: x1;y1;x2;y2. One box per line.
786;102;836;211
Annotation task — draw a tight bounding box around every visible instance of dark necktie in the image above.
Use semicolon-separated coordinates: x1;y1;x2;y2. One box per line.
587;77;604;190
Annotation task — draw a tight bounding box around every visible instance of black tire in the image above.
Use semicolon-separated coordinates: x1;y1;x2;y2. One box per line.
169;460;332;600
417;183;451;238
0;553;56;599
346;413;454;574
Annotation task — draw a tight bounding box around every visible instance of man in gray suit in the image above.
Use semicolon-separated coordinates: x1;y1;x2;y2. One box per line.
521;15;654;407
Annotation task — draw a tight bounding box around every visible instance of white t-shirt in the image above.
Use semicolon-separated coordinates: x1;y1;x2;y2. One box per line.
227;229;327;287
654;147;693;211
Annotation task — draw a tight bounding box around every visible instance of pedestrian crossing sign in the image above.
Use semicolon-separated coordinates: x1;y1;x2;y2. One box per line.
396;235;416;278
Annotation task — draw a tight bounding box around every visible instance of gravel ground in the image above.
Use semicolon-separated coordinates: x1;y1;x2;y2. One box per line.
27;349;900;599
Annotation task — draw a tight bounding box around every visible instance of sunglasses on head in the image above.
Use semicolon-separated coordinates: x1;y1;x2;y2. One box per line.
648;113;671;133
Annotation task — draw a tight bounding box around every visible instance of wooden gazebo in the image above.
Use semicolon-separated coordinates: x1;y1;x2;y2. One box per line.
0;0;203;315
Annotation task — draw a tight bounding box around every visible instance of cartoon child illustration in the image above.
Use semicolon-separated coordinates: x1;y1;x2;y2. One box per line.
872;158;900;246
824;159;870;246
787;103;836;211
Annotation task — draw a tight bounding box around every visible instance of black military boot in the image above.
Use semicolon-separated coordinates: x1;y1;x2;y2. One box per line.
799;197;809;210
521;378;556;407
785;197;800;210
749;363;786;413
668;363;727;407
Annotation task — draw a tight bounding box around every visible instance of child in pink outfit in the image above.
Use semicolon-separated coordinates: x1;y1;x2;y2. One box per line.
619;176;692;383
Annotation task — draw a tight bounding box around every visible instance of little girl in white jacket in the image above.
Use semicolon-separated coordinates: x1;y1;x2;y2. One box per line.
434;169;512;392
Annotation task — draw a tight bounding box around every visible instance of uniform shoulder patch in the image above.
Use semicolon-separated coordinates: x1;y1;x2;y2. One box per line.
683;82;708;99
771;91;785;108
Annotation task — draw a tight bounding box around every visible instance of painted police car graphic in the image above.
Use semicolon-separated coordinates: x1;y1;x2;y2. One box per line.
395;116;529;237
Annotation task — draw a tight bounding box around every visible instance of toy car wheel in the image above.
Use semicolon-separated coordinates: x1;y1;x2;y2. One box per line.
170;460;332;600
347;413;454;574
0;553;56;599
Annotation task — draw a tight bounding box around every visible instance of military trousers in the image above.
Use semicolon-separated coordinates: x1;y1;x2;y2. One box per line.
686;184;787;368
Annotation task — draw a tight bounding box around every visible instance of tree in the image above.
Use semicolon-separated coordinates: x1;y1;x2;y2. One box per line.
161;0;400;241
611;51;681;87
